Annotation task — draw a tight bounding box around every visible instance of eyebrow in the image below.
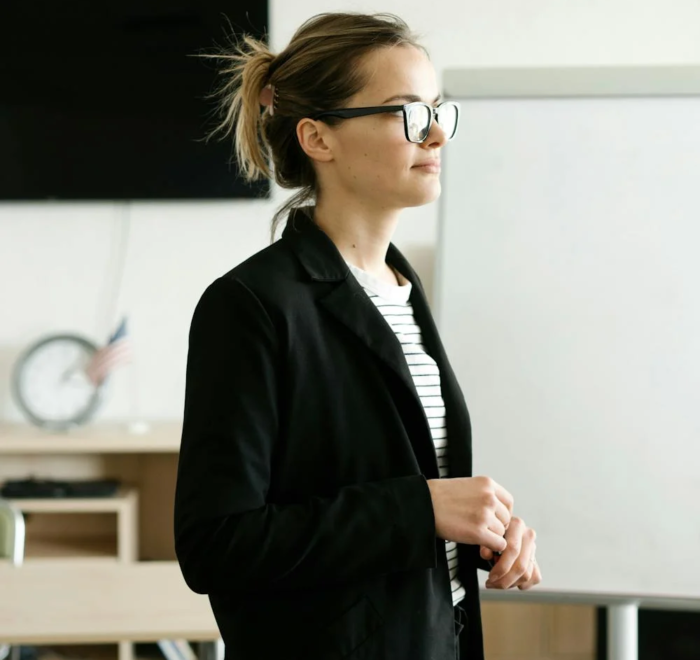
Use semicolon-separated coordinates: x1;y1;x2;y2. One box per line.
381;93;442;105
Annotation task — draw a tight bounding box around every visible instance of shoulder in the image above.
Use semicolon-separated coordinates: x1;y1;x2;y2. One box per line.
222;237;300;291
193;235;309;324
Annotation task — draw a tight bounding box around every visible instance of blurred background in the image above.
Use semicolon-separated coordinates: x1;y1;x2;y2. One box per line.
1;1;700;660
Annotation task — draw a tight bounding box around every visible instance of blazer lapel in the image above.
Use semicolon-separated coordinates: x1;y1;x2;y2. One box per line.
388;245;473;478
317;279;442;478
316;275;419;393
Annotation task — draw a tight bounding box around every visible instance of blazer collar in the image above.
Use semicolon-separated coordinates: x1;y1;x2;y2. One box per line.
281;205;415;286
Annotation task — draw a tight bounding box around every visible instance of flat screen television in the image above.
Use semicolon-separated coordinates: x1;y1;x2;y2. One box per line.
0;1;270;201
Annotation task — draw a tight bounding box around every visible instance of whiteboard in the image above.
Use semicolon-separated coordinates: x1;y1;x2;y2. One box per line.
435;70;700;600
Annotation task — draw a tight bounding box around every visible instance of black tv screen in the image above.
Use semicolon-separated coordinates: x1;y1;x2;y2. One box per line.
0;1;270;201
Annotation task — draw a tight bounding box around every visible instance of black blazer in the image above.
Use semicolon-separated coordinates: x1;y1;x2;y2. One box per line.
174;206;492;660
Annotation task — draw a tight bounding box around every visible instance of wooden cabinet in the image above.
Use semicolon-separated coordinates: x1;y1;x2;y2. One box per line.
0;422;219;660
481;601;596;660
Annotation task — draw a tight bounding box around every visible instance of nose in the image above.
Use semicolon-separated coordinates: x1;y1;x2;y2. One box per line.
424;116;448;148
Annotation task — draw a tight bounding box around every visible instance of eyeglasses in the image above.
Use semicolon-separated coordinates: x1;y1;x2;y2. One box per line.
311;101;460;143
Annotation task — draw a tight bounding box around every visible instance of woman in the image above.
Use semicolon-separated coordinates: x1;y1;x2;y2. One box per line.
174;11;541;660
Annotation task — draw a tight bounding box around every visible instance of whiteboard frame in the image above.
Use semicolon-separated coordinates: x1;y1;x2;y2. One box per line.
443;64;700;99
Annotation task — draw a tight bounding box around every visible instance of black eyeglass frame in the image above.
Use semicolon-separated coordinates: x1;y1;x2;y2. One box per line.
310;101;460;143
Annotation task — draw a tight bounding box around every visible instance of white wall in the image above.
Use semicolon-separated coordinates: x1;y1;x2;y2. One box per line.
2;0;700;423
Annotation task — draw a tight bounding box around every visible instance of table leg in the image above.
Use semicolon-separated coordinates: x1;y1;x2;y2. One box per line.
607;602;639;660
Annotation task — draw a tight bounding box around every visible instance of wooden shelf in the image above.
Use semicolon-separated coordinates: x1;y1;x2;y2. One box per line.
24;535;119;560
0;539;121;566
6;487;137;513
5;487;139;562
0;421;182;454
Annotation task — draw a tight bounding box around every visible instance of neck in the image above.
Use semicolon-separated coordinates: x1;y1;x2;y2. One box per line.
312;197;401;280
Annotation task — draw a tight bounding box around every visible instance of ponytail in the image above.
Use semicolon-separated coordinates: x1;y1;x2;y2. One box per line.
199;34;275;181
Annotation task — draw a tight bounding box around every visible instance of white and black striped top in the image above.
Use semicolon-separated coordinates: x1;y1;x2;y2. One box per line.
346;260;466;607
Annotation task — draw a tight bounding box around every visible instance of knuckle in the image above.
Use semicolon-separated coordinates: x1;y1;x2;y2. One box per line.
483;491;498;507
515;560;529;574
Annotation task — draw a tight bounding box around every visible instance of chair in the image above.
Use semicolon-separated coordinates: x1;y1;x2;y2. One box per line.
0;498;25;660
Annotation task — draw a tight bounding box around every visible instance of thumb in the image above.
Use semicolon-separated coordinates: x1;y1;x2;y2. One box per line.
480;546;494;560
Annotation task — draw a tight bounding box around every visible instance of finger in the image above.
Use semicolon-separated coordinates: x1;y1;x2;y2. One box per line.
517;569;535;590
513;565;534;588
494;498;512;529
487;517;507;539
485;530;523;586
492;481;515;515
518;559;542;591
480;546;494;561
514;555;536;587
481;529;508;553
494;539;536;590
487;525;533;589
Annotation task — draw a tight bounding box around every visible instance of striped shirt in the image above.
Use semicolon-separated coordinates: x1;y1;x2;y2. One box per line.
346;260;466;607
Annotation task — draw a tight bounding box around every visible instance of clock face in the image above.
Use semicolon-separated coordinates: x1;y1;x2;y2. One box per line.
12;334;105;429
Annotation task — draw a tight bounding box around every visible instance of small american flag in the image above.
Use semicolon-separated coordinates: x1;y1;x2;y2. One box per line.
84;316;134;387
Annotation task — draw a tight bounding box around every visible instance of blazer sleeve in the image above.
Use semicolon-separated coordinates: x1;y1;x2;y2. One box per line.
174;276;438;595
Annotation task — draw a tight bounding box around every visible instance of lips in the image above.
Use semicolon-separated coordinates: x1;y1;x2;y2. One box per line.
413;160;441;172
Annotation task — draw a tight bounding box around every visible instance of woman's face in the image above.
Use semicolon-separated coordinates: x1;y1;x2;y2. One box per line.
302;45;449;210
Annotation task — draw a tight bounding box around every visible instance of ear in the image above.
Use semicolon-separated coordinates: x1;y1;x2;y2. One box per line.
296;118;334;164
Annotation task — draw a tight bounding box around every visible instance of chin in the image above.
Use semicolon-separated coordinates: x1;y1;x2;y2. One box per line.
403;180;441;207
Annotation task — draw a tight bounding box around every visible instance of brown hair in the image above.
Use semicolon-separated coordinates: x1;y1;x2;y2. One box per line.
198;12;427;242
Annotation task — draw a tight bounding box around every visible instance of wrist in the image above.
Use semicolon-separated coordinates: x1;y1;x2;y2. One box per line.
426;478;441;505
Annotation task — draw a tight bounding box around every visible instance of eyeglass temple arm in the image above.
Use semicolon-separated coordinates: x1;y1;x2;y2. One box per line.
312;105;406;120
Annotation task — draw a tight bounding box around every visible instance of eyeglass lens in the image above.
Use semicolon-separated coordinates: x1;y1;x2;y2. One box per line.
406;103;458;142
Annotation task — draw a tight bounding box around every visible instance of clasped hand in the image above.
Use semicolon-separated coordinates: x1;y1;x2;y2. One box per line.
480;516;542;590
